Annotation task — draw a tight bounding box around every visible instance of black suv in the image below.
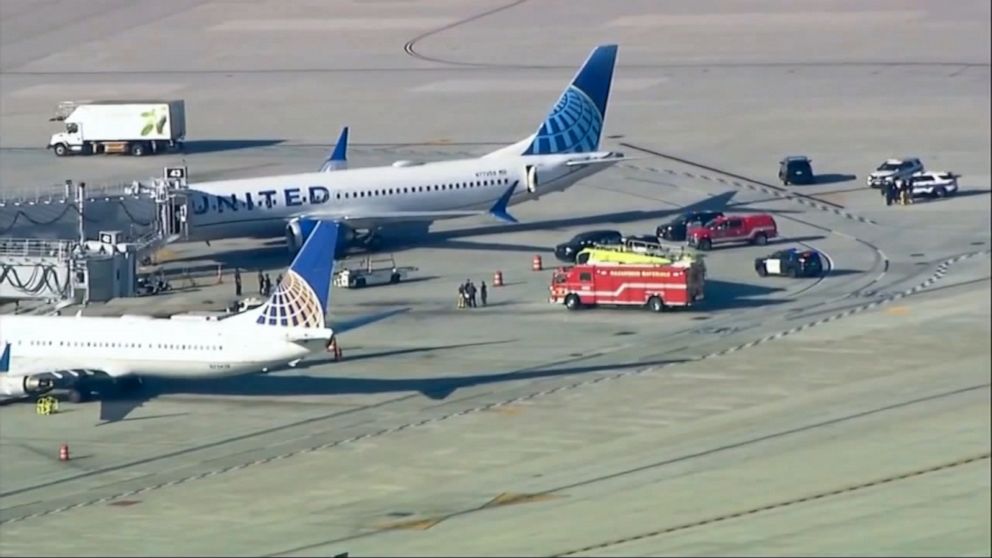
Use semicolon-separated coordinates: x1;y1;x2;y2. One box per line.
656;211;724;242
554;230;623;262
779;156;814;185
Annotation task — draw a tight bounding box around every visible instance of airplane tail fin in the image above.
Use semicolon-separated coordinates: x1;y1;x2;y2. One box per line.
245;221;339;328
485;44;618;158
319;127;349;172
0;343;9;373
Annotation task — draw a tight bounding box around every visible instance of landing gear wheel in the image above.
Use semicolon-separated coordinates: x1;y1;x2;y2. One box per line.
390;272;401;284
130;142;146;156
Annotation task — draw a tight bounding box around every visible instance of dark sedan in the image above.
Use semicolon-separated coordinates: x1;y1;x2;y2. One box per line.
554;230;623;262
656;211;724;242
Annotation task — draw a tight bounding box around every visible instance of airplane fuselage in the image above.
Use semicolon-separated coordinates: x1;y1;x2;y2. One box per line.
184;152;617;240
0;315;329;380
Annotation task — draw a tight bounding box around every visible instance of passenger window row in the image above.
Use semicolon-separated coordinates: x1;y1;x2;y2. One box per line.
24;339;223;351
334;177;509;200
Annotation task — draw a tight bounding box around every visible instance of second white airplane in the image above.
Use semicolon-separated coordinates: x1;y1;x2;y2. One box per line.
181;44;624;251
0;222;400;404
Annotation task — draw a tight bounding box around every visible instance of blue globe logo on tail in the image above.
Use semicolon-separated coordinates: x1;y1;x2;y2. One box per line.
524;86;603;155
255;270;325;328
254;219;337;329
522;44;617;157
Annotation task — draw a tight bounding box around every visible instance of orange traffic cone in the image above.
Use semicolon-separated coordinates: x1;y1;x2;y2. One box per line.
493;271;504;287
532;255;543;271
59;443;70;461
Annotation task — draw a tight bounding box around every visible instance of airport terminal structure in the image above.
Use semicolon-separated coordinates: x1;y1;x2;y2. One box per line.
0;1;990;556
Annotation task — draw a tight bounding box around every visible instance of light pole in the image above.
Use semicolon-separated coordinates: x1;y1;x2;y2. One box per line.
76;181;86;246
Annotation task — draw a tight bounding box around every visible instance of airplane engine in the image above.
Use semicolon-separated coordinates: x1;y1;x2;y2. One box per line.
286;217;353;255
0;375;54;398
525;164;540;194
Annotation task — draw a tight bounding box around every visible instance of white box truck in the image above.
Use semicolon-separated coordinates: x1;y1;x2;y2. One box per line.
47;100;186;157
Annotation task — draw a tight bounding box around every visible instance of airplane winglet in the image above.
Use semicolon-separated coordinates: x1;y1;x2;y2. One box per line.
320;126;349;172
489;180;519;224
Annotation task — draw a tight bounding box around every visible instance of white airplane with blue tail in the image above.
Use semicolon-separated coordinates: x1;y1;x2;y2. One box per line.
182;44;624;251
0;222;401;404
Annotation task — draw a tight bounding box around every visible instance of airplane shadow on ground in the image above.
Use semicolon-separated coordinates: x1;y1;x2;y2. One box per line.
79;355;688;423
179;139;285;154
823;268;865;277
293;339;514;369
699;279;790;310
698;235;827;253
812;173;858;185
918;188;991;202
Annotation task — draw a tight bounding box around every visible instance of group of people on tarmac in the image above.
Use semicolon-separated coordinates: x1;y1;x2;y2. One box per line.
233;268;282;298
882;178;915;206
457;279;487;309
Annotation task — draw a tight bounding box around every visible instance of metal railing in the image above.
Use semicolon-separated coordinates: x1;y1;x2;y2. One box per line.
0;238;76;260
0;179;160;205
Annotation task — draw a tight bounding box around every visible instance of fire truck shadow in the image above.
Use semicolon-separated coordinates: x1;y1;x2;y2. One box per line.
699;280;790;310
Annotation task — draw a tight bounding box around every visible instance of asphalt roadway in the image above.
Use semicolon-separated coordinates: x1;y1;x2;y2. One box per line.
0;1;989;556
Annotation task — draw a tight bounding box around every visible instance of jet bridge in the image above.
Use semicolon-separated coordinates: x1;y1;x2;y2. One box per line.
0;167;191;304
0;238;80;302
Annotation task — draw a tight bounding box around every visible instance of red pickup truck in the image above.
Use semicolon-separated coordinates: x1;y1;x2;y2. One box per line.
549;261;705;312
687;214;777;251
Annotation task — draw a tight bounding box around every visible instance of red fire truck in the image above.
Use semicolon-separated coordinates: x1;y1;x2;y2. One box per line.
549;260;705;312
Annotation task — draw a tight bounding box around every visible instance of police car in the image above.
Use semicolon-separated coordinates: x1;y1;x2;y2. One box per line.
755;248;825;278
867;158;923;188
910;171;960;198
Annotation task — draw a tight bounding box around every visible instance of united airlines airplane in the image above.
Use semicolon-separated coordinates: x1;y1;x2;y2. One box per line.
182;44;624;251
0;222;400;404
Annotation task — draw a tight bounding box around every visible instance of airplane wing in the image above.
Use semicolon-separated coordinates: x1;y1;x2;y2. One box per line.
301;180;521;228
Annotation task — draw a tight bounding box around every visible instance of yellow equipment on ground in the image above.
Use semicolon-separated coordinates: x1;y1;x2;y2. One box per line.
35;396;59;416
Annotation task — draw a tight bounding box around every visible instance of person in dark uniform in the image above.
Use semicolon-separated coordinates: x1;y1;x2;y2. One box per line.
480;281;488;306
257;270;264;295
466;280;477;308
885;180;896;206
234;268;242;297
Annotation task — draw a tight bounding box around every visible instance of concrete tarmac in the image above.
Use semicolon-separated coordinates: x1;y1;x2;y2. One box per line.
1;0;989;556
